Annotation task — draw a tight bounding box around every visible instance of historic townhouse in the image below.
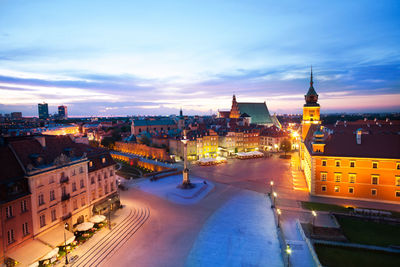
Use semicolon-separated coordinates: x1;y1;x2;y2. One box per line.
299;69;400;203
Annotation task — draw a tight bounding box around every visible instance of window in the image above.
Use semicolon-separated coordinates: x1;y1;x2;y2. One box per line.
39;214;46;228
334;186;340;193
72;169;76;176
397;163;400;170
7;229;15;244
79;166;84;173
72;182;77;192
91;176;95;184
396;176;400;186
110;170;114;176
104;172;108;179
61;186;67;196
110;181;114;191
372;162;378;169
102;157;106;164
51;209;57;222
50;190;55;201
396;191;400;198
334;173;342;183
81;197;86;207
348;187;354;194
21;200;27;213
22;222;29;236
80;179;85;188
321;160;327;167
350;161;355;168
321;185;327;192
320;172;327;181
335;160;341;167
73;200;78;210
371;175;379;185
349;174;356;184
98;174;101;182
371;189;377;196
38;194;45;206
89;161;93;167
6;205;13;218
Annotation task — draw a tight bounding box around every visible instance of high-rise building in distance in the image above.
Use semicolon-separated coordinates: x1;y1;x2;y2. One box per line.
38;102;49;119
58;105;68;119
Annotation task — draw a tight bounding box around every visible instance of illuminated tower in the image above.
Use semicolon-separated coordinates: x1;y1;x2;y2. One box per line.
302;67;321;140
229;94;240;119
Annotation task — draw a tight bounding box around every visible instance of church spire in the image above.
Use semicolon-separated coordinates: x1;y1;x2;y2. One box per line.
305;66;319;106
310;65;313;87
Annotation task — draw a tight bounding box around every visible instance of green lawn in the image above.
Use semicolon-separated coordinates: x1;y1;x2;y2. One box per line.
315;244;400;267
301;201;350;213
336;216;400;247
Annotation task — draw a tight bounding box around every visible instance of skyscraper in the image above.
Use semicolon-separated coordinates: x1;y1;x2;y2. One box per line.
38;102;49;119
58;105;68;119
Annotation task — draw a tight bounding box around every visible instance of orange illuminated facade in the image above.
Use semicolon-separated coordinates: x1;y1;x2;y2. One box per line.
299;68;400;204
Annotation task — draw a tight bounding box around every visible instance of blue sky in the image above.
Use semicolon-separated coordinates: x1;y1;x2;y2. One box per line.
0;0;399;116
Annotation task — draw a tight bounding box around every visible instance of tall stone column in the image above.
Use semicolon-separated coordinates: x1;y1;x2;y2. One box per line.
179;135;194;189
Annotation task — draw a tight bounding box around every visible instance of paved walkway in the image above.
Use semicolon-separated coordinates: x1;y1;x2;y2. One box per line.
313;239;400;253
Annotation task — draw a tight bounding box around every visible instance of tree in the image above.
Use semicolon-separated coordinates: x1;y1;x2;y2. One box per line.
280;138;292;156
101;137;115;149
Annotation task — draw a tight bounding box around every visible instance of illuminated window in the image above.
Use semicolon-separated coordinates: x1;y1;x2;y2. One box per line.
321;160;327;166
348;187;354;194
334;173;342;182
396;191;400;198
371;175;379;185
321;185;327;192
89;161;93;167
320;172;327;181
372;162;378;169
102;157;106;164
349;174;356;184
350;161;355;168
371;189;377;196
396;176;400;186
334;186;340;193
335;160;341;167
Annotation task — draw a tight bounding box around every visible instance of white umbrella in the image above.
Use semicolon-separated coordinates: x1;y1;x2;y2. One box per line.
65;235;76;245
75;222;94;232
89;215;106;223
42;247;59;260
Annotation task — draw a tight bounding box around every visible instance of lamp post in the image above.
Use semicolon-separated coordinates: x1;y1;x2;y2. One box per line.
64;223;69;264
108;198;112;230
272;192;277;208
270;180;274;195
277;208;281;228
311;210;317;234
286;244;292;267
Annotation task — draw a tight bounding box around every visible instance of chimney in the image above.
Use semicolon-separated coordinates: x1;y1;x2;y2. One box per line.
356;129;362;145
34;136;46;148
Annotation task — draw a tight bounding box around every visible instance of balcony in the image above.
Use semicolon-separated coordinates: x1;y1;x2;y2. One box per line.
61;193;70;201
62;212;72;220
60;176;69;184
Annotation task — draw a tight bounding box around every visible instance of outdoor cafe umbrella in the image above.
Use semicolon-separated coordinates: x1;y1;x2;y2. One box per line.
75;222;94;232
89;215;106;223
42;247;59;260
65;235;76;245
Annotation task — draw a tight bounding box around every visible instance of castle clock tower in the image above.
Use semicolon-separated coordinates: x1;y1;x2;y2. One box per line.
302;67;321;140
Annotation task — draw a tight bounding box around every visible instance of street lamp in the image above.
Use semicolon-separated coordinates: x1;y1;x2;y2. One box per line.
64;223;69;264
272;192;277;208
311;210;317;234
270;180;274;195
286;244;292;267
277;208;281;228
108;198;112;230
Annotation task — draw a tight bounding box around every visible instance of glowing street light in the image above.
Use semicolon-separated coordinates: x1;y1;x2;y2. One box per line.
286;244;292;267
64;223;69;264
272;191;277;208
269;180;274;195
108;198;112;230
277;208;281;228
312;210;317;234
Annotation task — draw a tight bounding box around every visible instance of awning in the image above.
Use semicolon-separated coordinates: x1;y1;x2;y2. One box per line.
93;194;120;212
37;225;75;248
6;239;52;266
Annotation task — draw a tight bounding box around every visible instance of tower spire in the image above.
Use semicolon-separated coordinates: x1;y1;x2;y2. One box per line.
310;65;313;86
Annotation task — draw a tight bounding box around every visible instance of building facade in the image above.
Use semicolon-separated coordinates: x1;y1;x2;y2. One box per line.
38;103;49;120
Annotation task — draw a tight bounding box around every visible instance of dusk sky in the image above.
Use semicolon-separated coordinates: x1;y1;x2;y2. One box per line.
1;0;399;116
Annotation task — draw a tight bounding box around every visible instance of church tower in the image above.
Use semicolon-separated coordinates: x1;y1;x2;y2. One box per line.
302;67;321;140
229;94;240;119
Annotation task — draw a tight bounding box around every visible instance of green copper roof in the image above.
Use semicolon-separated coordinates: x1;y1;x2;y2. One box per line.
237;102;273;124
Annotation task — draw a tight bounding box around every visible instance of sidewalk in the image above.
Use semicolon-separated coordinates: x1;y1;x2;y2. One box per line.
56;205;132;266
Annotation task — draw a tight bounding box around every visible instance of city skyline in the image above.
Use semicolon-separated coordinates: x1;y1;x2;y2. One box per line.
1;0;400;116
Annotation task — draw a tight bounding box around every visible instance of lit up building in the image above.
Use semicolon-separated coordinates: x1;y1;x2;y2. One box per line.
58;105;68;119
299;68;400;204
38;103;49;120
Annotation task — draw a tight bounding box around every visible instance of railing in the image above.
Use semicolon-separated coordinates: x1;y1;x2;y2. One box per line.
62;212;72;220
60;176;69;184
61;193;70;201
